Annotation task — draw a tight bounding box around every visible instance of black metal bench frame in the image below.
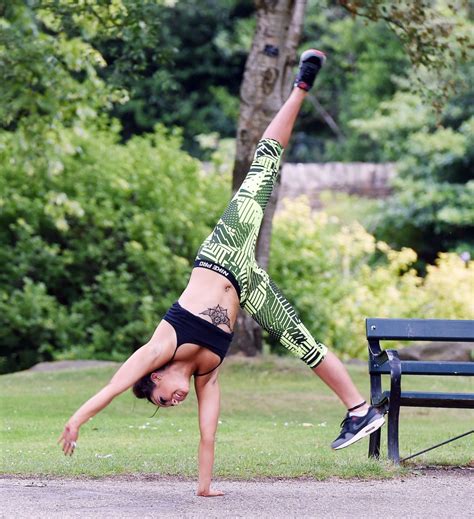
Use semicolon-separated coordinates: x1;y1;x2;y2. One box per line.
366;318;474;463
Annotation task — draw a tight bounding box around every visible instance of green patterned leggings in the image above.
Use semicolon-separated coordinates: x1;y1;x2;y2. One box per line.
196;138;327;368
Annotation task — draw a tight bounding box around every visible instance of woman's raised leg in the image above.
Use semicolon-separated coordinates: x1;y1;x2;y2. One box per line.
245;50;385;450
262;87;307;147
313;351;368;411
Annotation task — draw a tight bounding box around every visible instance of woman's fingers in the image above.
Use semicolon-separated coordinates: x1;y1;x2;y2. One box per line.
62;440;76;456
58;425;78;455
67;441;76;456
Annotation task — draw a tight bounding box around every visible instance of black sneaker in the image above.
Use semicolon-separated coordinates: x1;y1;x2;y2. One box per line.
293;49;326;91
331;407;385;450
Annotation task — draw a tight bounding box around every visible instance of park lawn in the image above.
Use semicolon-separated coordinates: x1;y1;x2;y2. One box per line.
0;356;472;479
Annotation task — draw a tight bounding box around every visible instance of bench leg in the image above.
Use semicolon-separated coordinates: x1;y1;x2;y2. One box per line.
387;350;401;464
368;371;382;458
387;404;400;463
369;428;381;458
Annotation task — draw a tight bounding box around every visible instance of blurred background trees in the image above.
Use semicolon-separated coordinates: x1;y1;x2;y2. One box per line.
0;0;472;372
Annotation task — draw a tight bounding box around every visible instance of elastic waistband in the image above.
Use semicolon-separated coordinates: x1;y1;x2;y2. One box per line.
193;259;241;299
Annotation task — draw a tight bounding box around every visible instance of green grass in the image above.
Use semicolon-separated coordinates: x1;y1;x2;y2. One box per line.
1;356;472;479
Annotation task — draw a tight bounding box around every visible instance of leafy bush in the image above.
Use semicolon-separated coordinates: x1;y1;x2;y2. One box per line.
349;91;474;261
0;125;228;372
270;198;474;358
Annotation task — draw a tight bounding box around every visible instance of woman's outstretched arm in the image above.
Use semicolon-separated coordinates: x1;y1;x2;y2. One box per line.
58;337;172;455
195;371;223;497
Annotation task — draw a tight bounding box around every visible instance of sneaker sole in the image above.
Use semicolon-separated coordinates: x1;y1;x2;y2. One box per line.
332;416;385;450
300;49;327;66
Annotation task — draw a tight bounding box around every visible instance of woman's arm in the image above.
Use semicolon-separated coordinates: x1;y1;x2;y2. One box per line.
58;337;171;455
195;371;223;497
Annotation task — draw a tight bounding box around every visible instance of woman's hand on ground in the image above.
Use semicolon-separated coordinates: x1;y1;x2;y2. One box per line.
57;422;79;456
197;488;225;497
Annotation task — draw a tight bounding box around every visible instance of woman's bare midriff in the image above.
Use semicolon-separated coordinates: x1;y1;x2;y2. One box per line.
178;267;240;331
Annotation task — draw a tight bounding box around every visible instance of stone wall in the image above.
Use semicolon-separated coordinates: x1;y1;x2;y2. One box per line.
277;162;395;211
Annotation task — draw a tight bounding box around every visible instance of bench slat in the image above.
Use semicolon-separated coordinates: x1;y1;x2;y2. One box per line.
381;390;474;409
370;360;474;376
366;318;474;342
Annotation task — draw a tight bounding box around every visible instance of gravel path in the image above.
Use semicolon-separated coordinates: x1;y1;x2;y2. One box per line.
1;469;472;518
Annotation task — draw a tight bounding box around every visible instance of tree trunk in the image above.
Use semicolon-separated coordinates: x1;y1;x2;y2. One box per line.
230;0;307;356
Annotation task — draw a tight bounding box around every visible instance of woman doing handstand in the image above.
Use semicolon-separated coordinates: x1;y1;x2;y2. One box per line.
58;50;385;496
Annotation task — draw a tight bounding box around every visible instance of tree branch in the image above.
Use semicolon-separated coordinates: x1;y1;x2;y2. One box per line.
338;1;408;35
307;93;345;141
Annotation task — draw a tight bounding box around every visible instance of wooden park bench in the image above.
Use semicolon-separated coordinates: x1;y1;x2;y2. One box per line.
366;318;474;463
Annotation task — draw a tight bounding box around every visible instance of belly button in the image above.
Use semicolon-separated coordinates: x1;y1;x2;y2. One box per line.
225;286;231;292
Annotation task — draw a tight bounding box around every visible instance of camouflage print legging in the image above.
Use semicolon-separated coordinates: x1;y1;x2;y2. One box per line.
196;138;327;368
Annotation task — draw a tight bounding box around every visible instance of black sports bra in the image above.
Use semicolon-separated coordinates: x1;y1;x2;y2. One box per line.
163;302;234;376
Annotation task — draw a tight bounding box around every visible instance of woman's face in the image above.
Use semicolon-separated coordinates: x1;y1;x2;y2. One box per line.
150;370;189;408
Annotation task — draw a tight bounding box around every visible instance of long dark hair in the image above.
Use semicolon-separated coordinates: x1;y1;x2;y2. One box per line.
132;371;156;403
132;362;171;404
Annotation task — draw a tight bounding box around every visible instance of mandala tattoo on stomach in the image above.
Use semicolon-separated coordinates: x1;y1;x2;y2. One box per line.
199;304;232;331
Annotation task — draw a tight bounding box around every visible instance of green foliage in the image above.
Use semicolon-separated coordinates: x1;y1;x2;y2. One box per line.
338;0;472;98
315;13;408;124
270;198;474;358
330;2;474;262
0;0;128;193
292;4;409;162
294;0;472;162
351;88;474;259
0;124;228;372
318;191;380;226
4;0;468;165
0;0;235;372
1;1;252;158
0;2;112;131
80;0;253;154
1;0;472;370
0;279;70;374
